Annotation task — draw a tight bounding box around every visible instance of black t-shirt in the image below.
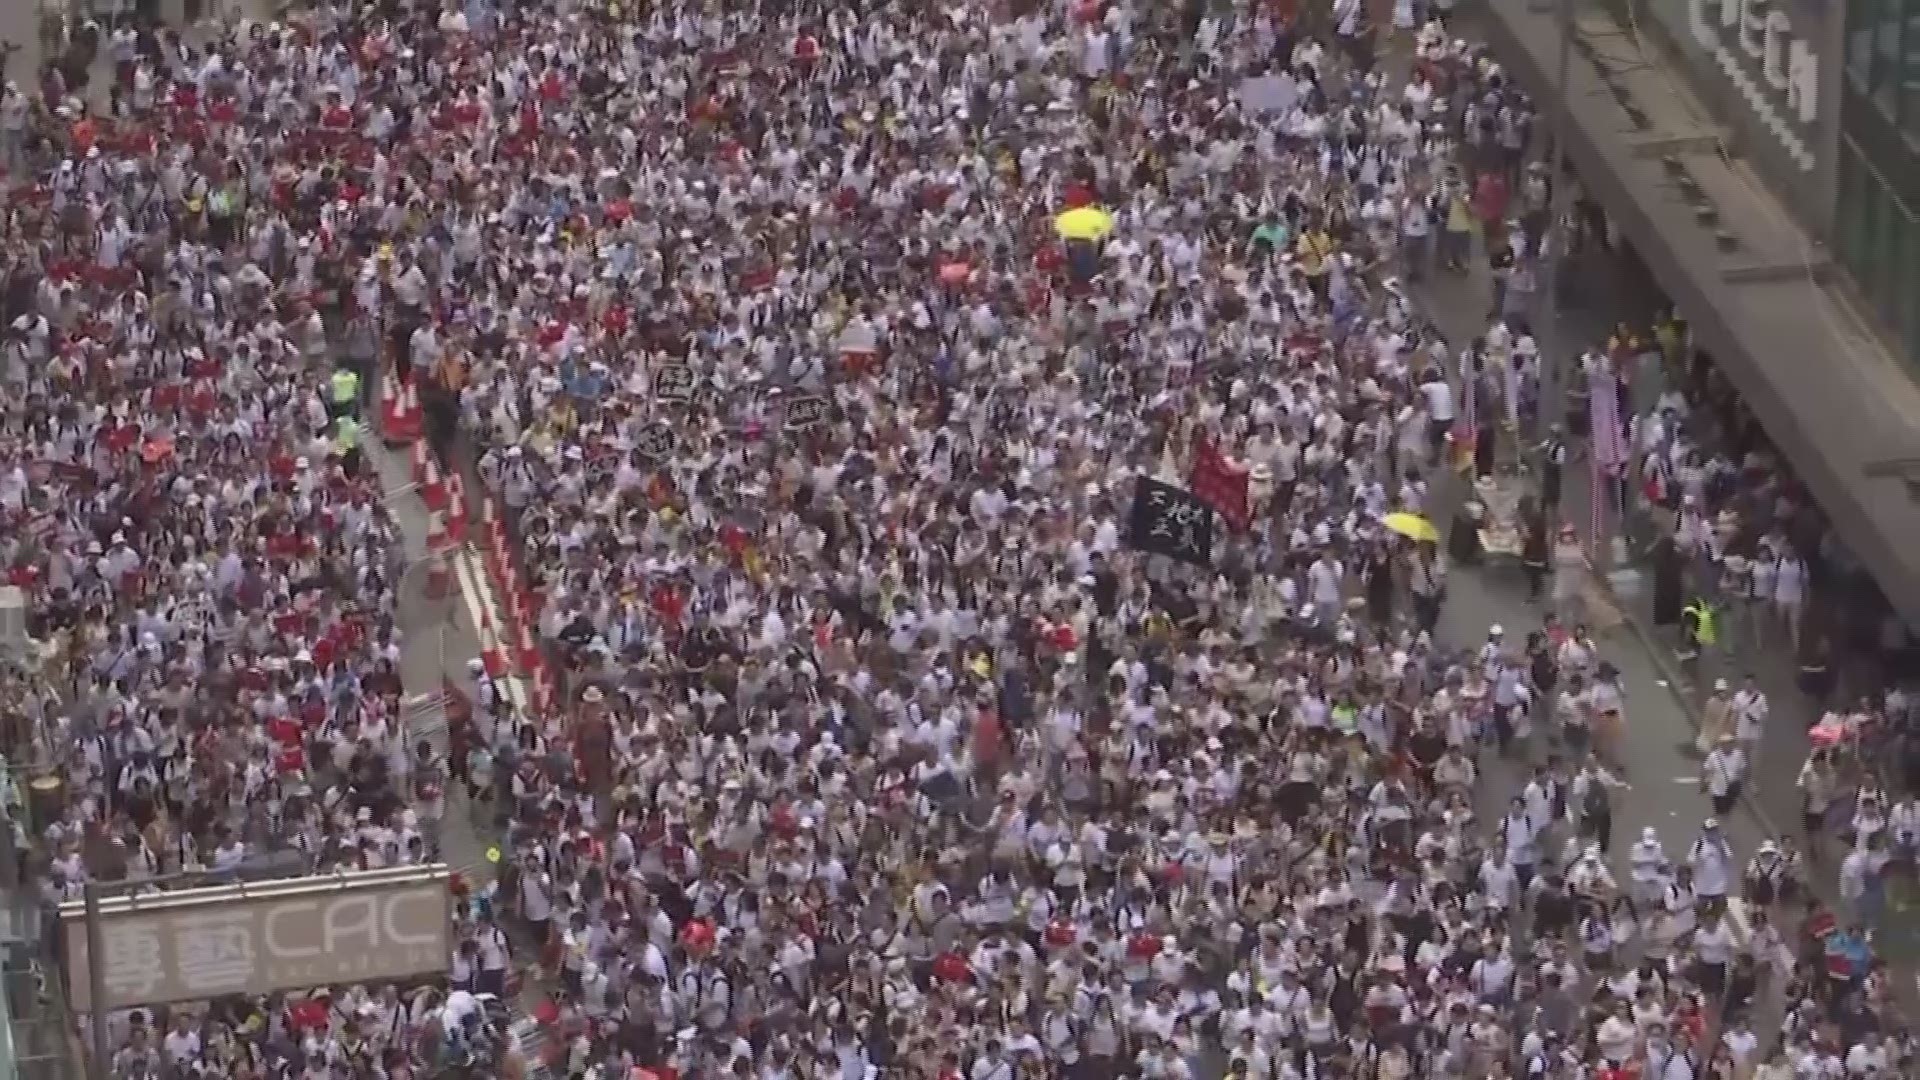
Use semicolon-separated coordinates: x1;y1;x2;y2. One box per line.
1534;887;1575;934
680;628;714;673
1409;730;1446;767
1092;569;1119;618
125;787;158;830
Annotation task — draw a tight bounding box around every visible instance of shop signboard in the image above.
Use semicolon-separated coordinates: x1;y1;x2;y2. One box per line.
61;866;452;1013
1690;0;1822;171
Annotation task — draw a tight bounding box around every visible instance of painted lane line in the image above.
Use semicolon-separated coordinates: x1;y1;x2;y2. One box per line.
457;549;529;712
453;544;531;712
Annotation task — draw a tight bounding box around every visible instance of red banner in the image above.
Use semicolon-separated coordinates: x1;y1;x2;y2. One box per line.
1189;435;1250;532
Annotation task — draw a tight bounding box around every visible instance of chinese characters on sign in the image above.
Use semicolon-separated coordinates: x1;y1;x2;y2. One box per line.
64;868;452;1013
1126;477;1217;567
99;922;165;1002
784;394;831;431
633;423;679;461
1691;0;1819;171
654;364;697;403
171;912;257;995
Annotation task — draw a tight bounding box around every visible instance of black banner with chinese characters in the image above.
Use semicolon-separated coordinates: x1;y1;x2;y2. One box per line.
634;422;678;461
1127;477;1215;567
784;394;831;430
655;364;697;402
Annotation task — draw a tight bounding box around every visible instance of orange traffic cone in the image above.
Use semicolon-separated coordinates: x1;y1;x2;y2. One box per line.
421;455;448;513
483;544;510;607
477;616;510;679
495;575;520;629
445;472;469;542
410;438;432;489
424;552;452;602
514;621;542;676
378;377;405;446
515;582;540;627
483;497;509;551
424;508;451;556
399;380;422;436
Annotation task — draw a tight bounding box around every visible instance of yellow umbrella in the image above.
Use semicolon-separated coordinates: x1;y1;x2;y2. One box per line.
1382;512;1440;544
1054;205;1115;242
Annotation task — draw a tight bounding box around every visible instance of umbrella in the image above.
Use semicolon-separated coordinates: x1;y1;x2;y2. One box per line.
1382;512;1439;543
1808;716;1850;748
1054;205;1114;242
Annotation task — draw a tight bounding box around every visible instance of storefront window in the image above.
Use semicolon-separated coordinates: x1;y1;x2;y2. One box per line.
1853;0;1881;94
1880;0;1907;117
1904;204;1920;358
1837;138;1920;371
1880;195;1913;337
1906;211;1920;363
1907;5;1920;143
1839;140;1875;272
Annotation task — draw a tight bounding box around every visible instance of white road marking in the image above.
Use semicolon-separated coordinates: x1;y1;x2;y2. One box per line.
454;545;531;713
1724;896;1753;946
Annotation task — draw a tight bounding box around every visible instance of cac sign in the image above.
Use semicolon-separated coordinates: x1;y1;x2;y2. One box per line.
62;866;452;1013
1691;0;1820;171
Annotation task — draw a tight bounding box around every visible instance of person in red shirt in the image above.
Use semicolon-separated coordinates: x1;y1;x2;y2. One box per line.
319;91;354;134
792;30;820;70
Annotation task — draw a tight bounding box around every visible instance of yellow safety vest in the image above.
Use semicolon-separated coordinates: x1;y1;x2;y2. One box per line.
330;368;361;405
334;417;361;454
1683;601;1717;647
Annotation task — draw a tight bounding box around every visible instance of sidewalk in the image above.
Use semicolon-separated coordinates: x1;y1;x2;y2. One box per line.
1410;223;1920;975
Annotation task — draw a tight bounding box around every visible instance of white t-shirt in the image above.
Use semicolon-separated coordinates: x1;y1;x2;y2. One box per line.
1838;848;1887;902
163;1029;202;1064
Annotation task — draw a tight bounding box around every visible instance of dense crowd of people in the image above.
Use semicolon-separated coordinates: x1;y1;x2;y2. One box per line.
1624;340;1920;785
0;7;477;1079
0;0;1913;1078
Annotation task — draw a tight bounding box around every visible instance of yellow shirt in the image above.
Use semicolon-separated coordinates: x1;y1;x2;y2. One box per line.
1447;195;1473;233
1296;231;1332;275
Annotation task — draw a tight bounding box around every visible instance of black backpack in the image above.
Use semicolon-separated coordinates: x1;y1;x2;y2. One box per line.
1583;777;1608;820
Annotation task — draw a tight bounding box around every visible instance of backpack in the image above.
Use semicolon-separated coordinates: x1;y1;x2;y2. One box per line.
1745;856;1781;906
1583;777;1608;820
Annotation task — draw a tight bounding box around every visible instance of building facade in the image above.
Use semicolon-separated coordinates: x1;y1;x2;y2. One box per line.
1640;0;1842;225
1835;0;1920;370
1479;0;1920;622
1632;0;1920;372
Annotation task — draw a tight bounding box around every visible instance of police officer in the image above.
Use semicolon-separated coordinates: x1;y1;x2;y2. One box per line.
328;363;362;422
1680;595;1716;665
334;414;363;477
